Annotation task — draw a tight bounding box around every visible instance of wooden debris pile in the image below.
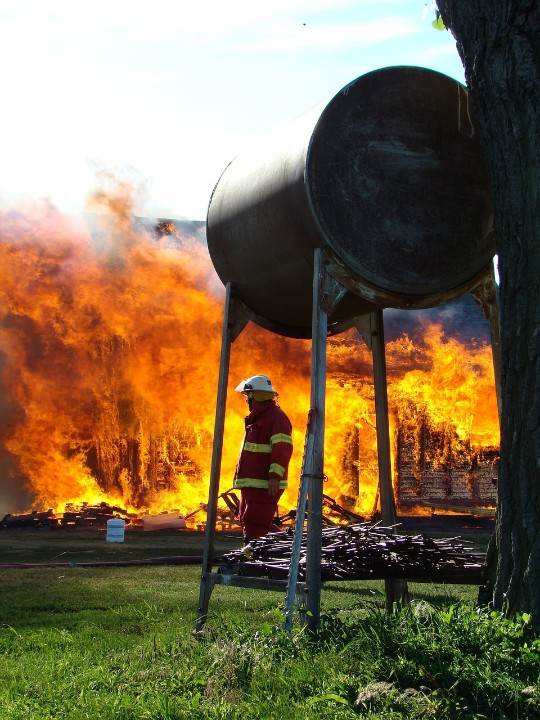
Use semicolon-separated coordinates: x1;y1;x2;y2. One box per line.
0;492;369;533
184;490;241;531
0;509;58;529
0;502;135;530
219;522;486;584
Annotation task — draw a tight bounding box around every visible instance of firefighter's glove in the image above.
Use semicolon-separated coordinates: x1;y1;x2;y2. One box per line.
268;477;280;497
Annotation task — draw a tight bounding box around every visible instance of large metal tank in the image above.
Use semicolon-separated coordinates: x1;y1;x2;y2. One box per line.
207;66;494;339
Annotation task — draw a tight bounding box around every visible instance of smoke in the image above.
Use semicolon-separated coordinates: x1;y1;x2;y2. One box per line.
0;350;32;514
384;296;491;346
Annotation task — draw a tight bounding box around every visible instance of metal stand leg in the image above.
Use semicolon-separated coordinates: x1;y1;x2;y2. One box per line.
355;310;409;610
195;284;248;632
304;249;348;629
305;251;327;628
283;409;316;630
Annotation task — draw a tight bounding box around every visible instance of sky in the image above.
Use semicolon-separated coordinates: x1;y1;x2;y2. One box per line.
0;0;465;221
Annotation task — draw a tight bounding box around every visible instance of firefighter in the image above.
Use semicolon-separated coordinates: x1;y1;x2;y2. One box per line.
234;374;293;544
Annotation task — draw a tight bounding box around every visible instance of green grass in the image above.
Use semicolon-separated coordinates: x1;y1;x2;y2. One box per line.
0;531;538;719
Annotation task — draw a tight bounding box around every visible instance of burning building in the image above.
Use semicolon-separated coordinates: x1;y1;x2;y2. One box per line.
0;181;498;525
327;310;499;516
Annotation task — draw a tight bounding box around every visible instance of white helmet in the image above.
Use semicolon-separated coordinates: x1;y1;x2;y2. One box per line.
235;374;278;396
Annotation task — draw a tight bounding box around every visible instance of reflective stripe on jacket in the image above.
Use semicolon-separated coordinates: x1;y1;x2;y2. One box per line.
233;401;293;490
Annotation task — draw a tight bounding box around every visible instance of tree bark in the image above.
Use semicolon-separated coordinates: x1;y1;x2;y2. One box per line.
437;0;540;620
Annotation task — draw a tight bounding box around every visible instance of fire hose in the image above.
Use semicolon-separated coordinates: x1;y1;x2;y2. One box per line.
0;555;204;569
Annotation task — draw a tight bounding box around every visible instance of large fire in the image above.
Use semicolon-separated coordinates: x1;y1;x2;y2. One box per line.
0;181;499;524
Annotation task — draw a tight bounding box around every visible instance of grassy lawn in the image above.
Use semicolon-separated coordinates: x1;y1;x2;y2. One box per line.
0;528;538;719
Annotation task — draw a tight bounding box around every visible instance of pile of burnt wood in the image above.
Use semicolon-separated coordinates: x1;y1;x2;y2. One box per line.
0;502;134;530
219;522;486;584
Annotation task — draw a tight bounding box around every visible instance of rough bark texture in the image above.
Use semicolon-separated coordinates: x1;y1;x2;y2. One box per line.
437;0;540;620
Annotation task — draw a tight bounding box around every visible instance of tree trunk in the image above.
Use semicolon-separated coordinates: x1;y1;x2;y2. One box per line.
437;0;540;620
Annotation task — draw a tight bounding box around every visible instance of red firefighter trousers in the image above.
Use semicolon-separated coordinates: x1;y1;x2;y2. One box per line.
238;487;284;540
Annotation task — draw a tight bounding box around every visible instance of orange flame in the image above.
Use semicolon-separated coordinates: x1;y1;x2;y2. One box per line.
0;181;499;523
389;323;499;449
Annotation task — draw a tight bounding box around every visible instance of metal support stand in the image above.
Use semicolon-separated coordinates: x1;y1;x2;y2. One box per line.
196;250;420;631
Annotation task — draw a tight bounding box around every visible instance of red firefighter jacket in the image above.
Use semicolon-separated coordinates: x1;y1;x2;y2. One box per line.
233;401;293;490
